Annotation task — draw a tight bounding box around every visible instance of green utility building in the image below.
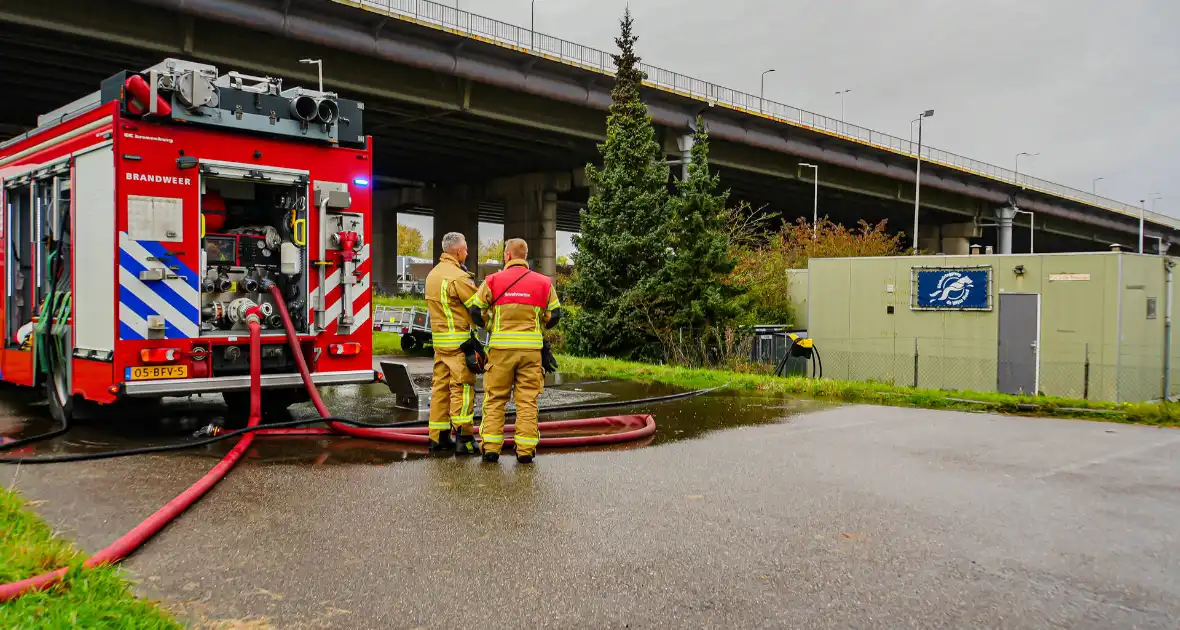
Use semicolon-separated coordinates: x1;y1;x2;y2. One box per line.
805;252;1177;403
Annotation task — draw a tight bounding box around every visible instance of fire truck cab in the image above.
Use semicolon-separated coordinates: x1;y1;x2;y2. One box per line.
0;59;376;422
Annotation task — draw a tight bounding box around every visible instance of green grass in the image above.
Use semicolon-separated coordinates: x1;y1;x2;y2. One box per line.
373;294;427;308
557;355;1180;427
373;330;405;355
0;488;181;629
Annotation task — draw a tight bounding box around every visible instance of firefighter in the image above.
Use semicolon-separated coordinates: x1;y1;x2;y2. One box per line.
424;232;481;455
468;238;562;464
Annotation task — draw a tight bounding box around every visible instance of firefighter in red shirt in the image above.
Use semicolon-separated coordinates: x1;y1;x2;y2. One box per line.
468;238;561;463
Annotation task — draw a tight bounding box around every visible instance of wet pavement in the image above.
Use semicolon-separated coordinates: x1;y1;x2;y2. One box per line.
3;375;1180;628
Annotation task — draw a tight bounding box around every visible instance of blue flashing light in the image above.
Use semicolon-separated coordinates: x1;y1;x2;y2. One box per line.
353;177;370;187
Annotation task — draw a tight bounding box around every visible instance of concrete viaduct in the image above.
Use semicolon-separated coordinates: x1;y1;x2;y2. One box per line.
2;0;1175;286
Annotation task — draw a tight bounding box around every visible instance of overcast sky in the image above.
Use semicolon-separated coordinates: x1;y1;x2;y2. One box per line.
404;0;1180;250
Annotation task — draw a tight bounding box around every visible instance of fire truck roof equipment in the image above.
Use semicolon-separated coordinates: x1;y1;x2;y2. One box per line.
4;58;365;153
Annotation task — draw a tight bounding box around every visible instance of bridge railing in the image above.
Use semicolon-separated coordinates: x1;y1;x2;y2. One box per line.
347;0;1178;232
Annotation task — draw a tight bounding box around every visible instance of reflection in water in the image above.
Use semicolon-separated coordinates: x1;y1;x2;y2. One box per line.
0;375;826;466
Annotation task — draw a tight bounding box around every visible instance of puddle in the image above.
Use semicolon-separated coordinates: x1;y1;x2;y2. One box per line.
1;374;829;465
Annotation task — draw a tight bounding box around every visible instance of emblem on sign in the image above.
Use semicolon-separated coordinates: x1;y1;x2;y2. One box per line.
929;271;974;306
913;267;991;310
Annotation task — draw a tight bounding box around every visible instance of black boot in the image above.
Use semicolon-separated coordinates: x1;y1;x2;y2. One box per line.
428;431;455;453
516;453;535;464
481;451;500;463
455;434;480;456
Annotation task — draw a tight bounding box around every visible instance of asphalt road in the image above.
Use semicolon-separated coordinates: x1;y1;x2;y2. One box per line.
4;396;1180;629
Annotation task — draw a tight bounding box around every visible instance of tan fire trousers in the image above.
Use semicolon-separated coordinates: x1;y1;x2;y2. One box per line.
479;348;543;456
429;349;476;442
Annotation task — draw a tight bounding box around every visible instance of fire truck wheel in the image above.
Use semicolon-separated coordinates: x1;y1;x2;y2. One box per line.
44;368;108;423
45;373;74;425
400;333;419;352
221;389;305;428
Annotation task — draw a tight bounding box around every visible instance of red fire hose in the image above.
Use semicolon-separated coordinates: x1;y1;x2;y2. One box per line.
254;416;656;445
264;282;656;448
0;288;659;601
0;316;264;601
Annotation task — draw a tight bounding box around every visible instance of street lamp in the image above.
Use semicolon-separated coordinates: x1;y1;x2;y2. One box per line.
1143;194;1164;254
1139;199;1147;253
760;69;776;112
299;58;323;93
799;163;819;238
834;89;852;120
1014;152;1038;187
1092;177;1105;194
530;0;540;49
835;89;851;135
911;109;934;253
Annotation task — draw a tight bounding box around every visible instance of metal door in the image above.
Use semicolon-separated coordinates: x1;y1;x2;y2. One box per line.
997;293;1039;395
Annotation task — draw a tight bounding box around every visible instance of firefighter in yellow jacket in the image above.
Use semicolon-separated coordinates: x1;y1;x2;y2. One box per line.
468;238;561;464
424;232;481;455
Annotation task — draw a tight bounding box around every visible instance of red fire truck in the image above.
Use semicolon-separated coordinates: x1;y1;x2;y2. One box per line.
0;59;376;422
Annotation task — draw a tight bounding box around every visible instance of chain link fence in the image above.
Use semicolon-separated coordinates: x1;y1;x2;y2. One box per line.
818;338;1164;402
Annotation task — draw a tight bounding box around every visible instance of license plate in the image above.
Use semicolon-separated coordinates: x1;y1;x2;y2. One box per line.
126;365;189;380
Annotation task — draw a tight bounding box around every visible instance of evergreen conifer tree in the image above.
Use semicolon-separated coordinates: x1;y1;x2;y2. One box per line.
566;9;671;359
649;120;743;340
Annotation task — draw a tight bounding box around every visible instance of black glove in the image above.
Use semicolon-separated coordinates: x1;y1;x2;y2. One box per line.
541;340;558;374
460;334;487;375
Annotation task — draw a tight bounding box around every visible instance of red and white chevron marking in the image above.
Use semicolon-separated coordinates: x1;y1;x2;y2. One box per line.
310;244;372;336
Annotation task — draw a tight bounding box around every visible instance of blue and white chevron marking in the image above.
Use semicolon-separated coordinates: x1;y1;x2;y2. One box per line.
118;232;200;340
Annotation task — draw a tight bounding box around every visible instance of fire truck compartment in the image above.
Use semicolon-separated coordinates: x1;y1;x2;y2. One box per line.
199;171;310;338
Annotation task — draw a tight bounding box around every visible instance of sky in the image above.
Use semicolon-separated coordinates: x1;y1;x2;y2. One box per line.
402;0;1180;248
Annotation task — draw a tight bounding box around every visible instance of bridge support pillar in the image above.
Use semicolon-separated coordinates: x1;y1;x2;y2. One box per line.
371;188;424;293
940;223;980;255
675;133;694;181
370;203;397;294
917;222;979;255
493;173;572;278
428;186;481;271
996;206;1018;255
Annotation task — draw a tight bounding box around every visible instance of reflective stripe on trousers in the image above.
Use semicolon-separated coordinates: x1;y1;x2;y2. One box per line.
478;347;543;455
429;350;476;441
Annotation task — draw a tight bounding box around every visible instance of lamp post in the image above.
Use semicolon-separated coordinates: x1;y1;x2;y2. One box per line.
299;58;323;93
760;69;775;112
799;163;819;238
1139;199;1147;253
835;89;851;133
1092;177;1105;194
835;89;851;121
1144;194;1164;254
531;0;537;48
911;109;934;253
1014;151;1038;188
